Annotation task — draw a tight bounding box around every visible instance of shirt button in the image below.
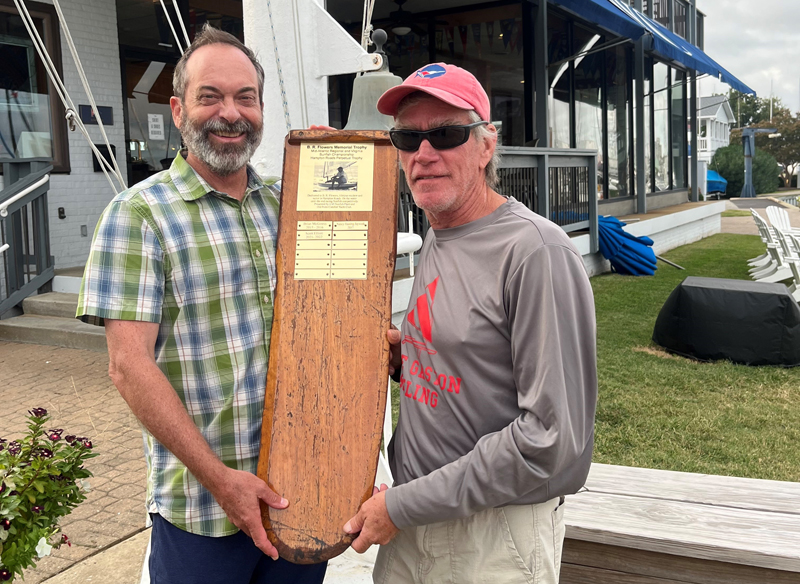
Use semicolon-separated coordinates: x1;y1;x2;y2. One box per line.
255;249;262;257
263;295;269;304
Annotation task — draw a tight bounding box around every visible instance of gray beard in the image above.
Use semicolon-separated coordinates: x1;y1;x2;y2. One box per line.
180;112;263;177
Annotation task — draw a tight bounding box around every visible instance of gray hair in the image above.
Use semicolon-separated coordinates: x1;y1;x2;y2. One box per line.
466;109;501;190
395;92;501;189
173;24;265;103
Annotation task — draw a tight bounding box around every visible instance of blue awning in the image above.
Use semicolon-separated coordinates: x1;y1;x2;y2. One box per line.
545;0;647;41
547;0;755;95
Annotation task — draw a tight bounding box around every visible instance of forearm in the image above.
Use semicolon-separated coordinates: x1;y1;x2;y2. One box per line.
385;413;588;529
108;342;229;496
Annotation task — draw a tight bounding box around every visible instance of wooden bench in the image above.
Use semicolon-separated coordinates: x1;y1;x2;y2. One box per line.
562;464;800;584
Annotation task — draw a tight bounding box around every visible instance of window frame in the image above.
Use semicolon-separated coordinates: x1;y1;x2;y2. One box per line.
0;0;69;173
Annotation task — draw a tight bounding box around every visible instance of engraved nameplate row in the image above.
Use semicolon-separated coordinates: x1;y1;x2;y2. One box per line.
294;220;369;280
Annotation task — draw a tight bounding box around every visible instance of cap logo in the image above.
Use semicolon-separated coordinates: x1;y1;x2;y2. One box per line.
415;64;447;79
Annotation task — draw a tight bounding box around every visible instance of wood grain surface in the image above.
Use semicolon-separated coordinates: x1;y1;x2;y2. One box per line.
257;130;398;564
584;463;800;515
562;540;800;584
564;464;800;575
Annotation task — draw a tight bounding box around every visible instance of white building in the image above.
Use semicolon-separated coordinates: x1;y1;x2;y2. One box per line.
697;95;734;163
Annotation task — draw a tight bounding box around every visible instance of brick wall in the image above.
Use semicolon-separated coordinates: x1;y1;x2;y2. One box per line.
41;0;127;269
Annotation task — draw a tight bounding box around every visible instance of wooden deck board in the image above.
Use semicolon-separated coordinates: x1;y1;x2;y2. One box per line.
562;540;800;584
584;463;800;515
565;464;800;574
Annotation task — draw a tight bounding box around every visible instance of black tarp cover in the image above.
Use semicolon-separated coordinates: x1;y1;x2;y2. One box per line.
653;277;800;367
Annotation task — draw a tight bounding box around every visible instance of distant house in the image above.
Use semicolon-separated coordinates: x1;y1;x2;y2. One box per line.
697;96;735;163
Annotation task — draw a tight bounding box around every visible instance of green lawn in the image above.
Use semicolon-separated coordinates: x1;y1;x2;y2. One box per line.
592;234;799;481
391;234;800;482
721;210;752;217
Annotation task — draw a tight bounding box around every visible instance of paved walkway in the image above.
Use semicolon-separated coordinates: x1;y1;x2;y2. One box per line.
721;198;800;236
1;341;146;583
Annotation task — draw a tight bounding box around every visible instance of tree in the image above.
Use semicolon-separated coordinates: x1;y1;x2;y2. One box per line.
710;144;779;197
729;111;800;187
726;90;790;129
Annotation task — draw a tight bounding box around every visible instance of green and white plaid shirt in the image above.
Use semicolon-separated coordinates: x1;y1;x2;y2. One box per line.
77;153;280;536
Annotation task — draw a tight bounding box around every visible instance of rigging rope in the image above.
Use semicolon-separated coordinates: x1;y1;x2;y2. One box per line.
290;0;309;129
158;0;186;54
171;0;191;50
52;0;126;186
266;0;292;132
361;0;376;50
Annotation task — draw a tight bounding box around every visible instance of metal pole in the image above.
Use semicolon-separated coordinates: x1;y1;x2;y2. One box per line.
742;133;755;197
689;0;699;202
534;0;548;148
634;0;647;213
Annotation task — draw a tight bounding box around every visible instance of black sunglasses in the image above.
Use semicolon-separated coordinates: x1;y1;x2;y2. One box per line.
389;121;489;152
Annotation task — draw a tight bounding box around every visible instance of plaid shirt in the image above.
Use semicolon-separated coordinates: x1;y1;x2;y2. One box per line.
77;153;280;536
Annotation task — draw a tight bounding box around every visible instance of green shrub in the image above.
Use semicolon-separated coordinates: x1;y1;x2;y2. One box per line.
710;144;779;196
0;409;96;582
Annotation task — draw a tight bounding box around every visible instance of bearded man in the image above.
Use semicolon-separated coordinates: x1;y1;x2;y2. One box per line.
77;25;327;584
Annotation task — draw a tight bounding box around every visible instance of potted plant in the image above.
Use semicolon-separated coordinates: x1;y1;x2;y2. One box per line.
0;408;96;582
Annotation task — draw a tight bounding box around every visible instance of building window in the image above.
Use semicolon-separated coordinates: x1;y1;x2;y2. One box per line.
606;45;630;198
696;12;704;49
633;63;652;195
573;25;602;191
652;0;670;28
0;0;69;172
674;0;687;39
671;69;687;188
653;61;670;191
429;3;525;146
548;12;571;149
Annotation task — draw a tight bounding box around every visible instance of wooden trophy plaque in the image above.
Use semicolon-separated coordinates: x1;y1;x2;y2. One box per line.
257;130;398;564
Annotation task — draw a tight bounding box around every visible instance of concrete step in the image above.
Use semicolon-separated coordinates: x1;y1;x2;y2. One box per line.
0;314;106;352
23;292;79;318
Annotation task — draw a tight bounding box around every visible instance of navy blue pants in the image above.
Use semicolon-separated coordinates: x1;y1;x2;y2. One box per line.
149;514;328;584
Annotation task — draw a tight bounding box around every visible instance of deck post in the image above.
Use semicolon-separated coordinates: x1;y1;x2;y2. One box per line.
538;153;550;222
588;155;599;253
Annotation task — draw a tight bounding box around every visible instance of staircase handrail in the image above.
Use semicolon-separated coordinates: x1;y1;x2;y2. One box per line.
0;173;50;218
0;165;52;216
0;163;55;318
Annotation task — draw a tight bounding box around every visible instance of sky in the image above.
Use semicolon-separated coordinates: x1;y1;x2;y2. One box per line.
697;0;800;113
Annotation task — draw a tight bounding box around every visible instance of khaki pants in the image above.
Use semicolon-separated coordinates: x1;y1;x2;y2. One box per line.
373;497;565;584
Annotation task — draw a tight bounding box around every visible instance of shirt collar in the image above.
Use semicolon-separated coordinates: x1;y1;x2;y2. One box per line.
169;151;268;202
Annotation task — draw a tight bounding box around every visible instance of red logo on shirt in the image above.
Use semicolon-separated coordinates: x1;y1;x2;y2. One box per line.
403;276;439;355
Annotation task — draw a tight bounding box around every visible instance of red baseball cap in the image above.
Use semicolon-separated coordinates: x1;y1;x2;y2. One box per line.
377;63;490;122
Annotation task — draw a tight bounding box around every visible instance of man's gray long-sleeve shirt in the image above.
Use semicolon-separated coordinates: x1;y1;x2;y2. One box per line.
385;198;597;530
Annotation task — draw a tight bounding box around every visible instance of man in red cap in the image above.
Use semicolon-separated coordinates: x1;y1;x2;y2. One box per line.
344;63;598;583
